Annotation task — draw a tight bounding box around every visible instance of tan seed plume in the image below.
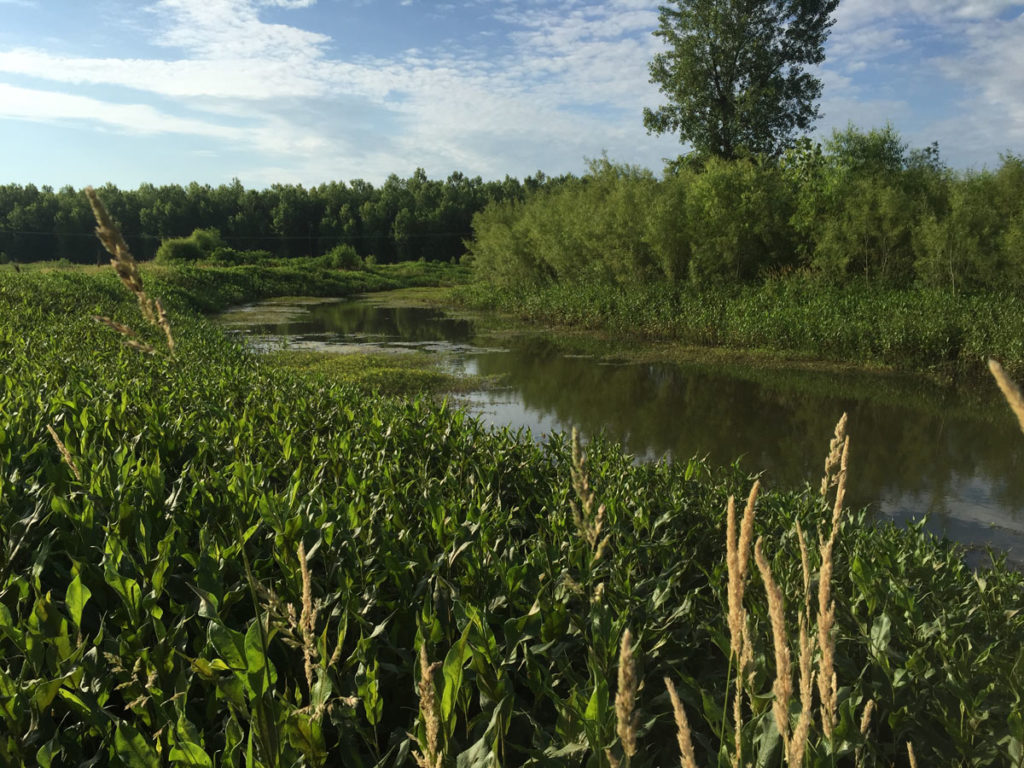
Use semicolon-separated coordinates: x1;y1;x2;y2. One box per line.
298;541;318;697
820;412;848;497
85;186;175;354
817;415;848;739
615;629;638;760
989;359;1024;434
855;699;876;768
412;645;443;768
570;427;610;565
46;424;81;482
725;482;759;766
755;538;793;761
664;678;698;768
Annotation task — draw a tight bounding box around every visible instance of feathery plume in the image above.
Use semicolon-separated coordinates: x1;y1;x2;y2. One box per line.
413;645;443;768
820;412;848;497
298;541;318;697
755;538;793;760
725;482;759;765
46;424;81;482
855;699;876;767
85;186;174;352
615;629;638;760
664;678;698;768
570;427;610;563
989;359;1024;434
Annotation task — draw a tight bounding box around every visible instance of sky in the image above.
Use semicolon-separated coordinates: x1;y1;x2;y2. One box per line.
0;0;1022;189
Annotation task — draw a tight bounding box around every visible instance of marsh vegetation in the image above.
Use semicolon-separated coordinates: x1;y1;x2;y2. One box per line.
1;192;1023;767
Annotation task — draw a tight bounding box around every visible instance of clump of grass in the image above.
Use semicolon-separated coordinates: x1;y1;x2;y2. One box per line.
663;412;861;767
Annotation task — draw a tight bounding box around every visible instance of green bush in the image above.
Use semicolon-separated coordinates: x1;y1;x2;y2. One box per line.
155;227;226;263
154;236;204;263
320;243;362;270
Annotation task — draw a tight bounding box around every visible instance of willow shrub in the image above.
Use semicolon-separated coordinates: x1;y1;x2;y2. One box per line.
682;157;796;285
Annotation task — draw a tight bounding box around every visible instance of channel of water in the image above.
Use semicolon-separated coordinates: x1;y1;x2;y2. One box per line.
216;294;1024;564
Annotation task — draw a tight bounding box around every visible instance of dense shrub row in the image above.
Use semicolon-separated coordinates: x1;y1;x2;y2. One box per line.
466;127;1024;294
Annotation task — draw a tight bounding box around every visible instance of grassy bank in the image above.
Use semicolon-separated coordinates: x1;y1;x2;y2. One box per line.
265;349;493;398
457;277;1024;379
1;263;1023;766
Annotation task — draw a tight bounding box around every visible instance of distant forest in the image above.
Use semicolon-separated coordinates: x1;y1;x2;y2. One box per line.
0;170;570;265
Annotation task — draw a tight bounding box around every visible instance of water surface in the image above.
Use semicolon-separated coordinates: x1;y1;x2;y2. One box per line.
218;296;1024;563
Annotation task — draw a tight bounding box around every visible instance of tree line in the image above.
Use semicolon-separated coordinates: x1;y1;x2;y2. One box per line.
466;126;1024;295
0;169;569;265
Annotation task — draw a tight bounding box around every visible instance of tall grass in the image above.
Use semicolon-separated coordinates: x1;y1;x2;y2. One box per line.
457;277;1024;377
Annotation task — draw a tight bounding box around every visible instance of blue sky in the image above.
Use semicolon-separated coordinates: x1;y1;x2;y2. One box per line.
0;0;1022;188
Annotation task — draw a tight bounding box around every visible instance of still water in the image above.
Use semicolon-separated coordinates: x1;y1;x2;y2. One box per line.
217;296;1024;563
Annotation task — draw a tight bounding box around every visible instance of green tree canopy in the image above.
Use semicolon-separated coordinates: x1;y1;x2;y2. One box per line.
643;0;840;160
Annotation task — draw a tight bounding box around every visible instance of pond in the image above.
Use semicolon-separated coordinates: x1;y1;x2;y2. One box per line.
217;295;1024;564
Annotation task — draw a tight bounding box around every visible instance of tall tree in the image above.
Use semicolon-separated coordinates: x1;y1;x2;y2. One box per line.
643;0;839;160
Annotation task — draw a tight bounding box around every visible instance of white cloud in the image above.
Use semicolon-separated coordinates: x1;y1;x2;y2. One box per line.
0;0;675;180
148;0;329;59
0;83;244;139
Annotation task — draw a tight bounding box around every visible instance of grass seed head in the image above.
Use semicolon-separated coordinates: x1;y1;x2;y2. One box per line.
615;629;638;759
46;424;81;482
664;678;698;768
821;412;848;497
989;358;1024;434
413;644;443;768
754;538;792;754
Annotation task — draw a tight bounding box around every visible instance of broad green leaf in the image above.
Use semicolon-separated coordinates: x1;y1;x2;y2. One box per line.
36;737;60;768
30;677;63;713
65;572;91;628
169;741;213;767
244;621;269;697
441;628;472;723
209;623;246;671
114;723;160;768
